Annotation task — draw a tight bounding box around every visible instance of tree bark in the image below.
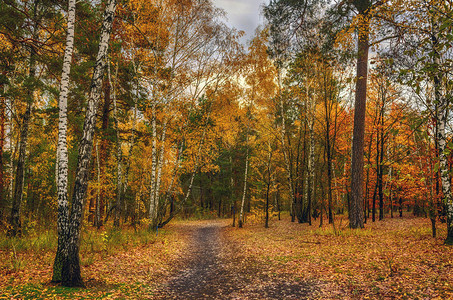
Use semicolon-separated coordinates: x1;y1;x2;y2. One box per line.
239;130;249;228
52;0;76;281
60;0;117;286
149;104;157;226
430;18;453;244
307;89;315;226
0;83;5;221
437;106;452;243
230;154;236;227
349;11;369;229
152;120;167;226
265;141;272;228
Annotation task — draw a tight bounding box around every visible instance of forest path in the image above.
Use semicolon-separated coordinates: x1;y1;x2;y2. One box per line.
155;221;316;299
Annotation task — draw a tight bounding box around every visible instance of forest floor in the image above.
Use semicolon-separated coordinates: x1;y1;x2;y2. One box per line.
223;214;453;299
1;214;453;299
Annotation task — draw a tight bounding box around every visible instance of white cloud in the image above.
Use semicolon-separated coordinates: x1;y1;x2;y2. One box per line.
212;0;267;44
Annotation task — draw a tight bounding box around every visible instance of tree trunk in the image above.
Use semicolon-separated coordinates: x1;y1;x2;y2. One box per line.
8;96;14;203
230;154;236;227
0;83;5;221
372;181;377;222
109;63;122;228
152;120;167;226
430;20;453;243
436;87;453;244
349;11;369;229
307;96;315;226
239;130;249;228
60;0;117;286
9;0;39;236
95;141;101;228
265;141;272;228
149;105;157;227
378;124;384;221
52;0;76;282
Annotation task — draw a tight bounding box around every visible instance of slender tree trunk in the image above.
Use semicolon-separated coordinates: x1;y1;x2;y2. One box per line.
8;96;14;203
0;84;5;221
276;185;281;220
96;79;112;225
52;0;76;281
364;129;374;224
265;141;272;228
152;120;167;226
326;121;333;224
9;0;40;236
149;105;157;226
307;97;315;226
349;12;369;229
230;154;236;227
239;130;249;228
437;85;453;244
372;181;377;222
60;0;117;286
107;63;122;228
95;141;101;228
378;122;384;221
373;117;380;222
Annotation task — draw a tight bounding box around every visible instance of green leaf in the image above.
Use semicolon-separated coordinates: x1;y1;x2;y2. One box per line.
434;162;439;173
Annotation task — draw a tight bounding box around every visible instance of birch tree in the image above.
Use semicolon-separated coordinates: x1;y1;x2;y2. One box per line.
58;0;117;286
52;0;76;282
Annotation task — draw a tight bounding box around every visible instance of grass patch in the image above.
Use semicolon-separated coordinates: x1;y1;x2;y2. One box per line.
0;221;191;299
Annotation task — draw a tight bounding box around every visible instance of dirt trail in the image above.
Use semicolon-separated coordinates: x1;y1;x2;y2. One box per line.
155;221;316;299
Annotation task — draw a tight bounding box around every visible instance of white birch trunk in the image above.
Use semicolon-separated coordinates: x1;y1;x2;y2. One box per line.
432;30;453;242
149;105;157;224
239;130;249;228
152;120;167;224
62;0;117;286
438;105;453;243
52;0;76;282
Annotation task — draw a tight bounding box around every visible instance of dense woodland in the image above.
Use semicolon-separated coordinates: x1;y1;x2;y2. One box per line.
1;0;453;290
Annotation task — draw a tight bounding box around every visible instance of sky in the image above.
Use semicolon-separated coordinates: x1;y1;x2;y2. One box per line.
213;0;268;45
